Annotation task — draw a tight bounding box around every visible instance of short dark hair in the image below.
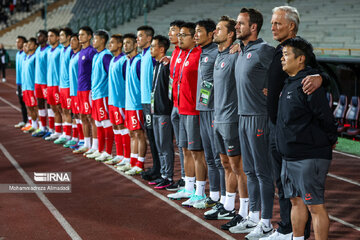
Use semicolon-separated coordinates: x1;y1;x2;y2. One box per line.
28;37;38;45
111;34;123;44
79;26;93;36
37;30;48;37
170;20;185;28
137;25;155;38
240;8;263;34
17;36;27;42
70;33;79;40
219;16;237;42
180;22;196;36
282;36;314;66
94;29;109;44
153;35;170;53
60;27;73;37
195;19;216;34
48;28;60;36
123;33;137;44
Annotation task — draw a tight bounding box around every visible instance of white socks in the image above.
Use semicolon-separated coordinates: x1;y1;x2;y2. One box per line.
260;218;271;228
249;211;260;223
209;191;220;202
224;192;236;211
84;137;91;148
195;180;206;196
184;176;195;193
293;237;304;240
239;198;249;218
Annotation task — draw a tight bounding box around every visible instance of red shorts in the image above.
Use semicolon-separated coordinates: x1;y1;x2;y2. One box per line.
91;97;109;122
60;88;71;109
47;86;60;105
109;105;125;125
34;84;47;99
71;96;80;114
125;110;143;131
23;90;37;107
78;90;91;115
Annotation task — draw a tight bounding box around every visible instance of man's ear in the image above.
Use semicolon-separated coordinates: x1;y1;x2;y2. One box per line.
298;55;306;65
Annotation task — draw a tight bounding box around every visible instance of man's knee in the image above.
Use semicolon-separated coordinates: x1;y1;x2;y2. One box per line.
307;204;325;215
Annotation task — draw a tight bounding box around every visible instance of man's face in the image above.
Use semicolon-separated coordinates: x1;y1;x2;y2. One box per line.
195;25;211;46
78;30;91;45
48;31;59;46
235;13;251;41
59;31;69;44
37;33;47;45
150;39;161;58
178;27;195;50
137;30;150;49
213;21;228;44
92;35;103;50
168;25;180;44
271;10;293;43
28;41;37;52
23;42;29;53
123;38;136;54
70;36;80;51
281;46;302;75
108;37;121;53
16;38;24;50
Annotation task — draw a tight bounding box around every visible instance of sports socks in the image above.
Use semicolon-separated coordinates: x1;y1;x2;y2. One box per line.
184;176;195;193
239;198;249;218
48;108;55;132
224;192;236;211
113;129;123;157
195;180;206;196
209;191;220;202
38;109;47;131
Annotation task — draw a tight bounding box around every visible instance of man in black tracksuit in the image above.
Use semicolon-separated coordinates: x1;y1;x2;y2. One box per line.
150;35;174;189
276;37;337;240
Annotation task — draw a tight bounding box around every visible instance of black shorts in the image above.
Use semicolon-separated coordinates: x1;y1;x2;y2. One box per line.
179;114;202;151
281;158;331;205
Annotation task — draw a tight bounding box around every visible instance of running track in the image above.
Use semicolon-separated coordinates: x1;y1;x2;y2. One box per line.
0;70;359;240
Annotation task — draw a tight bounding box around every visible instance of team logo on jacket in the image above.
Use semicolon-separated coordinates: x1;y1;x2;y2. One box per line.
185;61;189;66
204;57;208;63
221;62;225;68
82;55;86;60
247;53;252;59
177;58;182;63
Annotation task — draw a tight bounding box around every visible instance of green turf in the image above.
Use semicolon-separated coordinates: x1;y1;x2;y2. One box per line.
335;137;360;156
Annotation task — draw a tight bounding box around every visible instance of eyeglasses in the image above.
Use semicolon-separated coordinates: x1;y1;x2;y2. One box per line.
176;33;193;38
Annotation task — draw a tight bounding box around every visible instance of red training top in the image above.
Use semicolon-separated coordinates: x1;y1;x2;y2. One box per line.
170;45;182;108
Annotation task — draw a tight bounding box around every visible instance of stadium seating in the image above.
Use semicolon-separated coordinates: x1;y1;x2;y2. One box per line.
334;94;348;133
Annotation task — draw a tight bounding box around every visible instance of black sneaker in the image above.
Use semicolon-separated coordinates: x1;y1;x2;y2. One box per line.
204;205;236;220
165;178;184;191
141;170;160;181
221;214;243;230
154;179;173;189
148;177;164;185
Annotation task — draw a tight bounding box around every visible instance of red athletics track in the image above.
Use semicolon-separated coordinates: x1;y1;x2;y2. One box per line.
0;69;359;240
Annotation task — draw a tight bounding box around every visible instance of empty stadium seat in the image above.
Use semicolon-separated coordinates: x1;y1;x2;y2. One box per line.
345;96;360;136
334;94;348;132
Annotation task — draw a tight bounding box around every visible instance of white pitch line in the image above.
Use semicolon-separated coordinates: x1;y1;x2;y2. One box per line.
329;215;360;232
0;143;82;240
0;96;21;112
334;150;360;159
327;173;360;187
105;164;236;240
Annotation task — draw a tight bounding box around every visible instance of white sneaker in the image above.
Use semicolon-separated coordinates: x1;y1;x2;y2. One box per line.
87;150;102;159
45;133;60;141
229;216;258;234
125;166;143;175
182;194;206;207
105;155;123;165
14;121;25;128
245;222;273;240
95;152;112;162
167;188;193;200
83;148;96;156
117;163;132;172
2;78;6;83
259;230;292;240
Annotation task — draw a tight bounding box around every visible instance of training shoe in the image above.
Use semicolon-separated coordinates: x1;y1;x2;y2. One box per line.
182;194;206;207
154;179;173;189
73;146;89;154
54;137;68;144
23;126;35;133
63;139;77;148
42;131;52;139
204;205;236;220
31;128;42;136
204;202;224;216
193;197;218;209
104;155;122;165
95;152;112;162
70;141;84;150
83;148;96;156
115;159;128;168
149;177;164;185
87;150;102;159
45;133;60;141
21;124;31;131
14;121;25;128
32;129;47;137
245;222;273;240
117;163;132;172
141;170;161;181
259;230;292;240
221;214;244;230
165;178;185;191
125;166;143;175
167;188;193;200
229;216;258;234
